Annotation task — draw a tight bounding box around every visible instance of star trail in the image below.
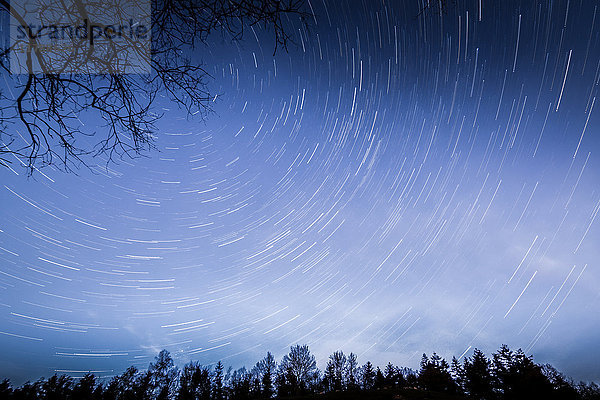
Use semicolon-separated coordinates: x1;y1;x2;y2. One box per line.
1;0;599;385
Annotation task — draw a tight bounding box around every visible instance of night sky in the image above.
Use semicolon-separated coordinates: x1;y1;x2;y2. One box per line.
1;0;600;385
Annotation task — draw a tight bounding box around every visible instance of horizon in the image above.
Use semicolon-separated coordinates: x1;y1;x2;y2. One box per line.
0;343;586;386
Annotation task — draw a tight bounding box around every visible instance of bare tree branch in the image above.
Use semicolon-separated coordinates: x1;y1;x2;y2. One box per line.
0;0;310;175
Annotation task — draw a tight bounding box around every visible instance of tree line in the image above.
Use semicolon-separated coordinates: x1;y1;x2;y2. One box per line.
1;344;599;400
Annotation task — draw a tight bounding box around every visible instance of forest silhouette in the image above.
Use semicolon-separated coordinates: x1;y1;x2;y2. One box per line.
1;344;599;400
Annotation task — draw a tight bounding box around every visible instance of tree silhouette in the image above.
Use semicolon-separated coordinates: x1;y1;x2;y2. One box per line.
404;368;418;388
345;353;358;391
542;364;579;400
178;362;212;400
42;375;72;400
212;362;225;400
104;366;137;400
578;381;600;400
374;367;385;390
382;362;406;389
253;352;276;398
383;362;395;387
0;379;13;399
134;370;153;400
490;344;512;395
275;364;296;398
462;349;493;400
12;379;43;400
229;368;251;400
450;356;465;393
278;345;318;395
325;351;346;391
0;0;308;172
71;373;101;400
491;345;554;400
360;361;375;390
418;353;456;393
149;350;179;400
0;345;596;399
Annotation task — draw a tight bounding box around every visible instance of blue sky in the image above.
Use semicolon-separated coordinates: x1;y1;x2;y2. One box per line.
1;0;599;384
